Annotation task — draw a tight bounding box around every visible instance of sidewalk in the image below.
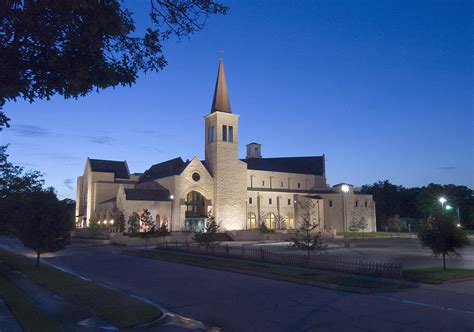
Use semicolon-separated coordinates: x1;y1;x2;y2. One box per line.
0;296;22;332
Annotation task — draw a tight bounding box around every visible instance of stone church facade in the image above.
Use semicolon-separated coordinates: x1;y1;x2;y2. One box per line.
76;59;376;233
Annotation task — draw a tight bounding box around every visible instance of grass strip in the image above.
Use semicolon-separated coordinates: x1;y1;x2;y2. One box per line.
0;274;62;332
128;249;412;290
0;248;162;329
403;268;474;284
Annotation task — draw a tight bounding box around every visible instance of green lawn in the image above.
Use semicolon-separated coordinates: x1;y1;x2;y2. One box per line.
339;232;415;238
128;249;413;290
403;268;474;284
0;274;62;332
0;248;162;329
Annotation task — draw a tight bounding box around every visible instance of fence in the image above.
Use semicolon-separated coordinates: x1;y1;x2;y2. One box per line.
157;241;403;278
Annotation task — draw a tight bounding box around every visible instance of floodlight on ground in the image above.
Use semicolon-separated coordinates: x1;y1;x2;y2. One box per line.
341;184;350;193
110;219;114;225
445;205;453;210
457;223;461;228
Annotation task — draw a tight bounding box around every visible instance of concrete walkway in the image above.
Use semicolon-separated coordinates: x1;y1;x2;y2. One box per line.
0;296;22;332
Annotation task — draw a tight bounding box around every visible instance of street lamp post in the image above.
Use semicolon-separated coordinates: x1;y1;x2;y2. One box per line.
445;204;461;225
439;197;447;210
169;195;174;231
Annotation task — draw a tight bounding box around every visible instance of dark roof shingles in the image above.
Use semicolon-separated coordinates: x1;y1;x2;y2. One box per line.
140;157;189;181
242;156;325;176
89;159;129;179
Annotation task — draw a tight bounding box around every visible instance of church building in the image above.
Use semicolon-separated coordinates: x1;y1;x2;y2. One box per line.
75;59;376;233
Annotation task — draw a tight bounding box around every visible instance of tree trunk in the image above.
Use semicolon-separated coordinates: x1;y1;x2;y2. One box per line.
443;252;446;271
35;252;40;267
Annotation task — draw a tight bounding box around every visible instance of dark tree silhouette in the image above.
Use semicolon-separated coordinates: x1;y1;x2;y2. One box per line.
14;190;74;267
0;0;228;129
0;145;44;234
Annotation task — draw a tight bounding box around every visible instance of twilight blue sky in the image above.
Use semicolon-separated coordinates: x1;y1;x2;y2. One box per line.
1;0;473;199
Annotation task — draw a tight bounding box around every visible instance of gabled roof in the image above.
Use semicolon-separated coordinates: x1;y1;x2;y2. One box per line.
242;156;325;176
211;58;231;113
89;159;129;179
140;157;189;181
124;188;171;201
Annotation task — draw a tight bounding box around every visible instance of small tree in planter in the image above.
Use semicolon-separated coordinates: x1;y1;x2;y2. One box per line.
127;212;140;236
290;199;327;262
139;209;155;250
88;213;101;237
193;214;220;250
275;214;286;230
111;207;126;232
257;218;274;242
417;212;470;270
156;222;171;246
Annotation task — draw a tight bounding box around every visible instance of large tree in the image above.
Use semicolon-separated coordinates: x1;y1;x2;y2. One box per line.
14;189;74;267
0;145;44;234
0;0;228;129
417;212;470;270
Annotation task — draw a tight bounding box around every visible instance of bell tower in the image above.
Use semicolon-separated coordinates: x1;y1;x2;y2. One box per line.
204;57;247;230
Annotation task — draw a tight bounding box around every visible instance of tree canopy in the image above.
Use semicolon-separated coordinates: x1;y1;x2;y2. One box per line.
14;189;74;266
360;180;473;230
417;211;470;270
0;0;228;129
0;145;45;234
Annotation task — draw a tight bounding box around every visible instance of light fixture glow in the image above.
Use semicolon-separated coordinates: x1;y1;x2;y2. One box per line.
439;197;447;204
457;223;461;228
341;185;350;193
110;219;114;225
170;195;174;200
445;205;453;210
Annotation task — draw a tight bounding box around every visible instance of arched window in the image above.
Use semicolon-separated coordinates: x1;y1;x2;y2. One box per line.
285;214;295;229
156;214;161;226
265;212;277;229
247;212;257;229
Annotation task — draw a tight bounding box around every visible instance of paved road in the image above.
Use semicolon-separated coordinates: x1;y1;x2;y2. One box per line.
2;239;474;331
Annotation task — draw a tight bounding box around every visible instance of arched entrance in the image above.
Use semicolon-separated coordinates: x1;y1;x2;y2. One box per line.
184;191;207;231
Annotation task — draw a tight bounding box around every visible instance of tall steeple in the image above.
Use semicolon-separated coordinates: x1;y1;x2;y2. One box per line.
211;58;231;113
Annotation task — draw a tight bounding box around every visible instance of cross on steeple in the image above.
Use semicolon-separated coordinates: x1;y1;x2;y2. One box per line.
219;48;224;59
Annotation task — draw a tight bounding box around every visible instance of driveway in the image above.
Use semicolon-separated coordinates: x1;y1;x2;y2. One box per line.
1;238;474;331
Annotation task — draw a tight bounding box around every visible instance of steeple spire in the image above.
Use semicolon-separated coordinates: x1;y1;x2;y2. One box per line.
211;57;231;113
